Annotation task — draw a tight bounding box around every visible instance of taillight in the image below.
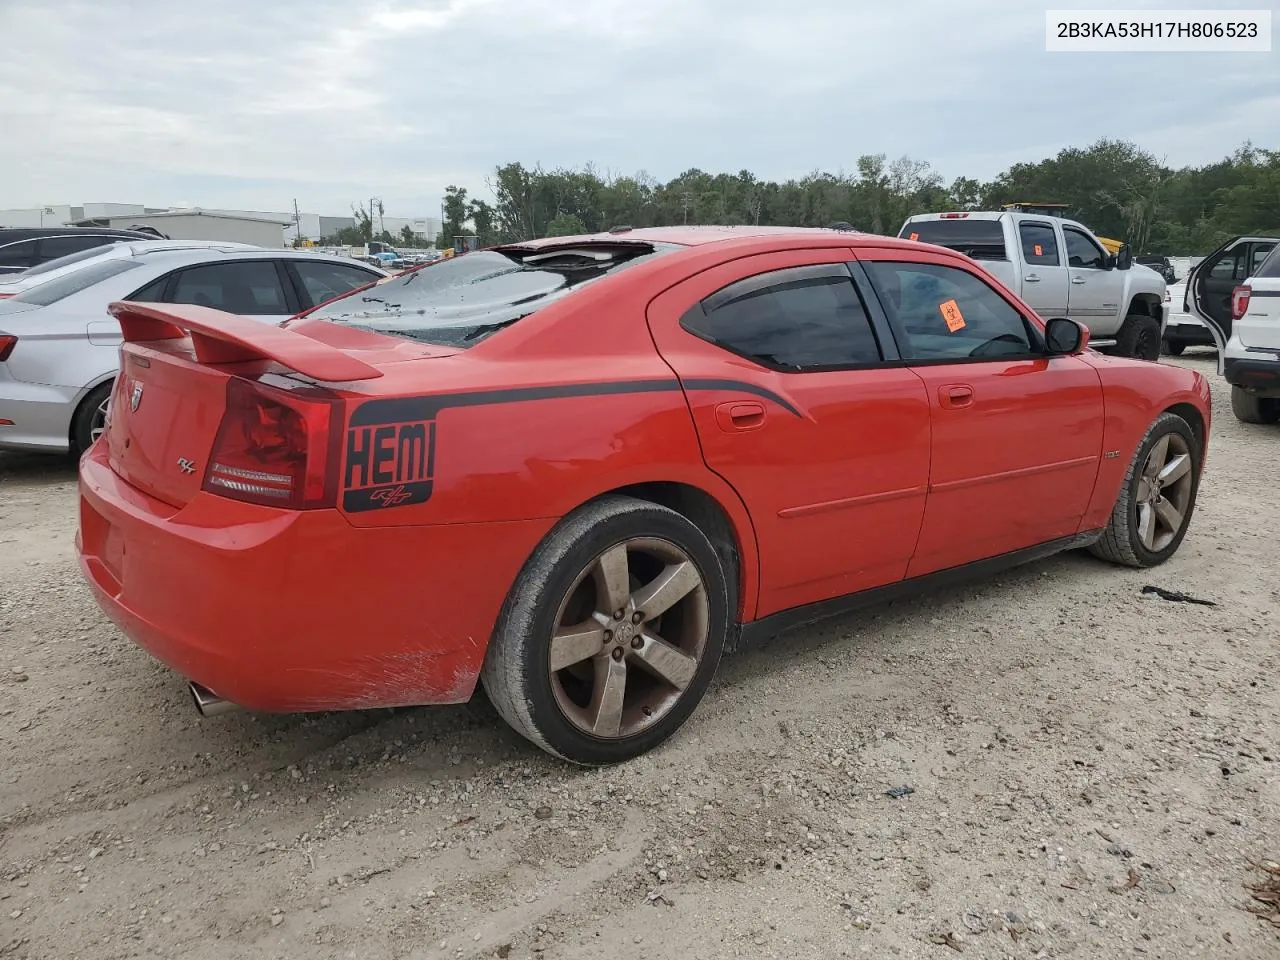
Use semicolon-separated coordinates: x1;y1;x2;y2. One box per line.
939;212;969;219
0;293;14;299
1163;288;1171;303
0;335;16;361
203;377;341;509
1231;285;1251;321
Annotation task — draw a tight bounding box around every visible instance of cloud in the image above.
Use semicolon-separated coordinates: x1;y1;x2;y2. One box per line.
0;0;1276;215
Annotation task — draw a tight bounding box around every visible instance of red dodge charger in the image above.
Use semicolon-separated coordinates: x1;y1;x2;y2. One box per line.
76;226;1211;764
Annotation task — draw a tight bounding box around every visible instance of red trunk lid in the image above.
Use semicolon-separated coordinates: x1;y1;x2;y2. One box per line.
102;302;447;509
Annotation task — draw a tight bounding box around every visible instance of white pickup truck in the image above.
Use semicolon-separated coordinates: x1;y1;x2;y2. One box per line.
899;211;1167;360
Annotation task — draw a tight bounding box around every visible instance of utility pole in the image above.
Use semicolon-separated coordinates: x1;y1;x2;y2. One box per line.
292;198;301;246
681;192;693;225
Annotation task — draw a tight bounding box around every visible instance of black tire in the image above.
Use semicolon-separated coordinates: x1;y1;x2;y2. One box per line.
1161;338;1186;356
1115;313;1162;361
70;381;114;455
1230;385;1280;425
480;495;730;765
1088;412;1201;568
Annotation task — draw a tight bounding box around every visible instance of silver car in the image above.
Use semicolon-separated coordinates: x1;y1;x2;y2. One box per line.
0;248;387;455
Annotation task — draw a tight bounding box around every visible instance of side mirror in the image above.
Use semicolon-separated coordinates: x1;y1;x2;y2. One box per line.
1045;317;1089;356
1115;245;1133;270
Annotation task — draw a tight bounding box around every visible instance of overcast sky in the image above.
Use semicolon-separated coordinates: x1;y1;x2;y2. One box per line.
1;0;1276;217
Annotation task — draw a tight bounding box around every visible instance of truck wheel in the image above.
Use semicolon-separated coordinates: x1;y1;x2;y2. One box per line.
1115;313;1161;361
481;495;730;765
1088;412;1201;568
1161;338;1185;357
1230;386;1280;425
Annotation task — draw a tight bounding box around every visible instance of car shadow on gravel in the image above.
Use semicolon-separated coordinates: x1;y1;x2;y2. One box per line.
0;450;77;484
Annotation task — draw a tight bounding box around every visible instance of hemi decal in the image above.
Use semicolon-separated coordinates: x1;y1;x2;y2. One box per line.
340;377;801;512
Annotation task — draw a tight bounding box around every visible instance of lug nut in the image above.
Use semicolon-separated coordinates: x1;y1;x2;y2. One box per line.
631;611;643;624
611;647;625;661
631;636;644;649
603;630;613;642
614;609;625;620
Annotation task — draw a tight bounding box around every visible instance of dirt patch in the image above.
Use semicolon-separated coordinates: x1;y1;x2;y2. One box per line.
1;352;1277;959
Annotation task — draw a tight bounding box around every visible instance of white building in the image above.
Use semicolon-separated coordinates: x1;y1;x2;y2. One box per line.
96;209;295;247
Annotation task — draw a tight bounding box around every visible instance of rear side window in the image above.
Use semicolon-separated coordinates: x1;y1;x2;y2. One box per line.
1250;243;1276;277
0;240;38;269
305;242;677;347
1018;222;1060;266
18;242;124;278
291;260;380;307
863;260;1038;361
899;219;1007;261
12;258;144;306
170;261;289;314
38;235;115;261
683;264;882;370
1255;244;1280;279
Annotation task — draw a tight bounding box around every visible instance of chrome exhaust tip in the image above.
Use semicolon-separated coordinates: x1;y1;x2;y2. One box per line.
189;681;239;717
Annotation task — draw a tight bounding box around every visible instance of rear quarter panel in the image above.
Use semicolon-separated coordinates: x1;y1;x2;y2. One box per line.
1079;353;1212;531
329;261;764;620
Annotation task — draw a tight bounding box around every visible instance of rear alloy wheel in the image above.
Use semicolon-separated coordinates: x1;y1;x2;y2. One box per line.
1230;385;1280;425
1161;338;1186;357
70;381;115;455
481;495;729;765
1115;313;1162;362
1089;412;1200;568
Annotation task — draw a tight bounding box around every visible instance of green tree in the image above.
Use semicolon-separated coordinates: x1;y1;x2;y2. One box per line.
545;213;587;237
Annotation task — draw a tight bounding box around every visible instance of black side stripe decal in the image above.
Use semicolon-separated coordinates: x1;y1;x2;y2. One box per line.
349;378;802;427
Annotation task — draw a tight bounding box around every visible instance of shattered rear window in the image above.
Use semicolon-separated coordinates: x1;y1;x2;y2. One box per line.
301;241;679;347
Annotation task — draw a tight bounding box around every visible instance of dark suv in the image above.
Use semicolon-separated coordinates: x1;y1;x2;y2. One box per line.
0;227;164;276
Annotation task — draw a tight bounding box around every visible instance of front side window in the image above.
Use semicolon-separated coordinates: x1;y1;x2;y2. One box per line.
1018;222;1061;267
863;260;1038;361
682;264;883;370
1063;228;1106;270
169;261;289;314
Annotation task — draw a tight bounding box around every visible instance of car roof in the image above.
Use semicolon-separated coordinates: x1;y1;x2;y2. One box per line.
127;247;386;268
0;226;154;240
505;224;876;249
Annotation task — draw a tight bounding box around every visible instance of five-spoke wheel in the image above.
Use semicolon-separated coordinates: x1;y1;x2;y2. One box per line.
481;495;729;765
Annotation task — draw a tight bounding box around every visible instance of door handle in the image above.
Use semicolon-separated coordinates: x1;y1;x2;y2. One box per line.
1024;274;1041;282
1071;276;1087;284
938;384;974;409
714;400;766;432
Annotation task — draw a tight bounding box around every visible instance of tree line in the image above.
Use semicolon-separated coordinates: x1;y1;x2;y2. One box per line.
426;139;1278;256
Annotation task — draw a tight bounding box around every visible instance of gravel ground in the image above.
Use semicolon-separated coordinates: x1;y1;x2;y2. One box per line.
1;351;1277;960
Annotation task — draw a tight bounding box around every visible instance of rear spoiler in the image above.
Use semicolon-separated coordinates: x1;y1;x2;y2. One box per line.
109;301;383;383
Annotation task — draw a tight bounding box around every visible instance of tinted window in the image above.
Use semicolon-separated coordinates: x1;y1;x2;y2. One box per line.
1249;243;1275;276
12;259;144;306
18;242;125;278
0;240;38;269
683;265;882;370
1063;228;1106;269
1018;222;1060;266
292;260;379;307
899;219;1007;261
170;261;289;314
305;242;677;347
1255;244;1280;279
1208;250;1244;281
38;235;115;261
864;260;1037;361
127;275;169;302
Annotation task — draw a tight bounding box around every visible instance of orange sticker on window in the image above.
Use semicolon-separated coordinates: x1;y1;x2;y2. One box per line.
909;232;919;241
1034;244;1043;256
939;299;966;332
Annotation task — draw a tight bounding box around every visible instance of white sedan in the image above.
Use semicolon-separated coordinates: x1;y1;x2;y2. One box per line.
1161;279;1214;356
0;248;387;455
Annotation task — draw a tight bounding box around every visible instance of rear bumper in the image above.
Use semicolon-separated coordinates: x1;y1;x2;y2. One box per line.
1164;318;1214;344
1224;355;1280;393
0;376;76;452
76;444;553;712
